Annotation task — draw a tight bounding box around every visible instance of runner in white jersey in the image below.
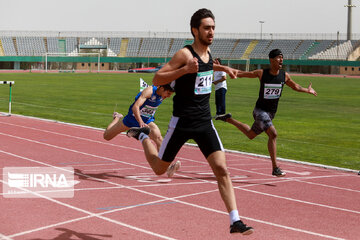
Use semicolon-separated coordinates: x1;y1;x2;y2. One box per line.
212;58;229;119
126;8;254;235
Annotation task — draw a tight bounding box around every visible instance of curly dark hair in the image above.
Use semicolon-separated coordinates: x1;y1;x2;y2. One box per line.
190;8;215;37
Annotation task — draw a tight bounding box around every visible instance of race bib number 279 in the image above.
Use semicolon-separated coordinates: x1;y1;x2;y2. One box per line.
264;83;282;99
194;70;213;95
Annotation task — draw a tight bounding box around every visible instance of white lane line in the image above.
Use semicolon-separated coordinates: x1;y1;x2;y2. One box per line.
1;122;357;196
0;148;350;240
1;119;357;178
0;122;356;239
1;179;175;240
236;186;360;215
1;116;357;175
0;121;142;152
0;233;13;240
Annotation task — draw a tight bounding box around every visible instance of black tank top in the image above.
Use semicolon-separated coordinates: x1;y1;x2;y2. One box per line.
255;69;286;113
172;45;213;126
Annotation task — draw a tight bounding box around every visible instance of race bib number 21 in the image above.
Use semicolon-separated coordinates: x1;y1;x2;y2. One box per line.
194;70;213;95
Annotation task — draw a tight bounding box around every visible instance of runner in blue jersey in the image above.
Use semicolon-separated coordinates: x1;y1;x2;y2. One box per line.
220;49;317;177
126;8;254;236
103;84;174;151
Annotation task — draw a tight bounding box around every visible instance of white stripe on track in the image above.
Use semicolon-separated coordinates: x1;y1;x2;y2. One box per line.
0;147;349;240
0;118;355;239
0;233;13;240
1;179;175;240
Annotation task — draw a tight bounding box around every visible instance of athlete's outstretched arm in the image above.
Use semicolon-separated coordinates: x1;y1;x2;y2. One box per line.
236;69;263;79
213;64;239;79
153;49;198;86
285;73;317;96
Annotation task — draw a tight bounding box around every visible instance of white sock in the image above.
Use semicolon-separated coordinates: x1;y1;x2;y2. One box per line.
229;210;240;225
139;132;149;143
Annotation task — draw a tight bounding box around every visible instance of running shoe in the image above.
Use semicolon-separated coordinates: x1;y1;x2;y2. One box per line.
230;220;254;235
272;167;286;177
113;112;123;119
126;127;151;140
215;113;232;122
166;160;181;178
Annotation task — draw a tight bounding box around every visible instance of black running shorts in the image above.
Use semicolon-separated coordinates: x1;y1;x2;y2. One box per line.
159;116;224;162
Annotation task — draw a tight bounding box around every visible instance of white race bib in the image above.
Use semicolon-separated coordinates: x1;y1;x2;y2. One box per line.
264;83;282;99
194;70;213;95
139;105;158;118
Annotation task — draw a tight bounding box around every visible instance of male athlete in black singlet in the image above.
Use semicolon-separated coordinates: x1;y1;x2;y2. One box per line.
222;49;317;177
158;44;224;163
126;8;254;236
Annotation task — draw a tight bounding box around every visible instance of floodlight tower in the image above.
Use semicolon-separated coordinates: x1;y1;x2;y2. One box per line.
345;0;356;40
259;21;265;40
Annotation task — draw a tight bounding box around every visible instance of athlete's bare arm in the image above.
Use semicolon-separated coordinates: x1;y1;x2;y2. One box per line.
213;64;238;79
285;73;317;96
212;75;227;85
132;86;153;127
236;69;263;79
153;48;198;86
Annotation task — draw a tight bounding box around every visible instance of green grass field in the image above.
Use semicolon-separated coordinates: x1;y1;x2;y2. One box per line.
0;72;359;170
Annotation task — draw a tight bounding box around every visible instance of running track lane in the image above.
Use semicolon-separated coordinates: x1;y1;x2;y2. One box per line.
0;114;359;240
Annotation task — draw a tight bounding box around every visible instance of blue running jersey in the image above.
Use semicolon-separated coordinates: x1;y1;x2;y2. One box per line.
123;85;163;127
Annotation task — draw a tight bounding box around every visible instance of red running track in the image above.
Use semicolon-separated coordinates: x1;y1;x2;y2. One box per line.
0;115;359;240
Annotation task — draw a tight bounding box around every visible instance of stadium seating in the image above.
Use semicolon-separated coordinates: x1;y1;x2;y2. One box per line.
0;32;359;60
0;39;4;56
168;38;186;56
138;38;170;57
16;37;46;56
65;37;78;55
309;40;355;60
305;40;335;59
47;37;60;53
231;39;253;59
108;38;122;56
1;37;17;56
126;38;141;57
249;40;272;59
293;40;314;59
210;39;237;59
266;40;302;59
79;37;107;46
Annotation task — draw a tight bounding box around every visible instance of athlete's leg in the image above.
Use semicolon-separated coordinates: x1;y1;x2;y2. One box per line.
265;125;278;169
226;118;257;140
147;122;163;151
128;116;184;176
215;89;222;115
194;123;238;214
203;144;253;234
103;113;129;140
215;88;226;115
141;137;170;175
220;88;227;114
206;150;237;213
